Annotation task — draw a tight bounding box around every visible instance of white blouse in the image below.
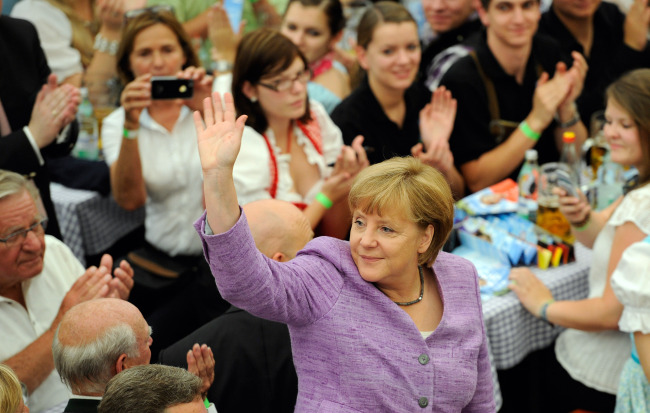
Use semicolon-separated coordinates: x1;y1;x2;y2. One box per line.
611;236;650;334
555;184;650;394
233;100;343;206
11;0;83;82
102;106;204;256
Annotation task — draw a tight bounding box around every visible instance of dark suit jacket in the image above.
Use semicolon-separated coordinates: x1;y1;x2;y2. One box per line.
0;15;61;238
62;397;100;413
158;306;298;413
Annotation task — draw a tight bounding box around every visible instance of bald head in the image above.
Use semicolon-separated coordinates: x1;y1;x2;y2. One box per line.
243;199;313;261
57;299;143;346
53;298;152;395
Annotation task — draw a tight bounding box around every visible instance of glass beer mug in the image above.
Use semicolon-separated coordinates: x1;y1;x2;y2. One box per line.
537;162;576;244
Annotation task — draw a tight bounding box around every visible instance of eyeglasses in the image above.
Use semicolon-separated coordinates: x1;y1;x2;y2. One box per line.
0;218;48;248
124;5;175;24
258;69;311;93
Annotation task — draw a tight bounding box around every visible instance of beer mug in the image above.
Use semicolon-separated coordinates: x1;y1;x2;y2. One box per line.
537;163;575;243
589;111;609;180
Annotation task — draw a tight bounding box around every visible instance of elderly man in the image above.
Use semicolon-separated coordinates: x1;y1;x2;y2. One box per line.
53;298;215;413
0;170;133;413
159;199;313;413
98;364;207;413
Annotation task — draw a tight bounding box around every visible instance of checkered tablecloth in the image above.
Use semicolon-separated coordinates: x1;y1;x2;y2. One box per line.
50;183;145;266
482;243;591;371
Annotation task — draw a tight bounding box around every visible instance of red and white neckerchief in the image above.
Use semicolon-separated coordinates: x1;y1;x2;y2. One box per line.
309;52;335;79
261;112;322;210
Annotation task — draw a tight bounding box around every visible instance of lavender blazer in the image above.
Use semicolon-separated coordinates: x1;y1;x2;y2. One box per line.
196;212;495;412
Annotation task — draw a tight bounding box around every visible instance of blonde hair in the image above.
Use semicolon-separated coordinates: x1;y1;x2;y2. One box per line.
0;364;23;413
46;0;97;68
348;157;454;266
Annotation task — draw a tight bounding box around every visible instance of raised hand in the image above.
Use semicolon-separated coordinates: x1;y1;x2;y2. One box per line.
186;343;215;398
208;4;244;66
193;92;247;175
530;71;571;131
624;0;650;51
418;85;457;150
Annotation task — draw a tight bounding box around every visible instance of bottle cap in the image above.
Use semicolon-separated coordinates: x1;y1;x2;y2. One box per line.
525;149;538;161
562;131;576;143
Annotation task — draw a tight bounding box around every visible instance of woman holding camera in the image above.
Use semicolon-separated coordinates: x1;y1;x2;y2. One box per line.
101;8;227;358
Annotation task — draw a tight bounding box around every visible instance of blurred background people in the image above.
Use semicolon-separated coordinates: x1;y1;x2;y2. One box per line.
101;8;226;361
0;7;80;239
439;0;588;193
231;28;367;239
331;1;464;198
280;0;351;113
509;68;650;412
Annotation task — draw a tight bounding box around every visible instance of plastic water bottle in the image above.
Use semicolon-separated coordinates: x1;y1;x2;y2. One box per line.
72;87;99;160
560;131;581;184
517;149;539;222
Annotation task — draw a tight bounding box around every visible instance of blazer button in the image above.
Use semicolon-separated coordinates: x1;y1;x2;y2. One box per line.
418;354;429;365
418;397;429;408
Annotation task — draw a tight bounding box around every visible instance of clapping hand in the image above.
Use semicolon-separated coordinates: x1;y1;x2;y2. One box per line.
194;92;248;175
322;135;369;202
186;343;215;399
99;254;134;300
413;86;457;173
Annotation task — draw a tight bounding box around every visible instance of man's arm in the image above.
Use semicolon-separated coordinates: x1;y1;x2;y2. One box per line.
2;266;113;393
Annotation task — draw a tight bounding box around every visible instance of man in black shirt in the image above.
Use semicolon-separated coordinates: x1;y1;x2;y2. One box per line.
439;0;588;193
538;0;650;127
419;0;483;90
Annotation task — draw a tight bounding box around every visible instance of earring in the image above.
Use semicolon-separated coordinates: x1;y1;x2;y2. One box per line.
250;96;257;102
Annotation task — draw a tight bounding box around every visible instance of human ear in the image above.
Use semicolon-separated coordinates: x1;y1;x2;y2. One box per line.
115;354;128;373
356;45;369;71
475;0;489;27
418;224;435;254
242;81;257;101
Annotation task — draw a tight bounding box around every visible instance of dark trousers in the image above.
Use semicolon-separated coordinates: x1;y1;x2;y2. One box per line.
498;343;616;413
125;243;230;363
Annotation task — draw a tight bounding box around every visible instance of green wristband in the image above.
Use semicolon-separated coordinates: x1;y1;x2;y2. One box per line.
519;121;541;142
204;398;210;408
123;128;138;140
315;192;333;209
540;299;555;322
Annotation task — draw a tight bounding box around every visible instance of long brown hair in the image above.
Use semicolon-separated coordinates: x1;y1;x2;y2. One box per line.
606;69;650;185
232;28;311;134
116;9;199;85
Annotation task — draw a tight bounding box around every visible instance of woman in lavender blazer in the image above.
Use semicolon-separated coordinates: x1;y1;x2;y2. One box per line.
192;93;495;412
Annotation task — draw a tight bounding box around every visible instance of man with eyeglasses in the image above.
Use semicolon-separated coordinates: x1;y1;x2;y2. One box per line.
0;170;134;413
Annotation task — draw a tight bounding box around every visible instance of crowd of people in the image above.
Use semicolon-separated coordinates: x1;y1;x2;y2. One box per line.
1;0;650;412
